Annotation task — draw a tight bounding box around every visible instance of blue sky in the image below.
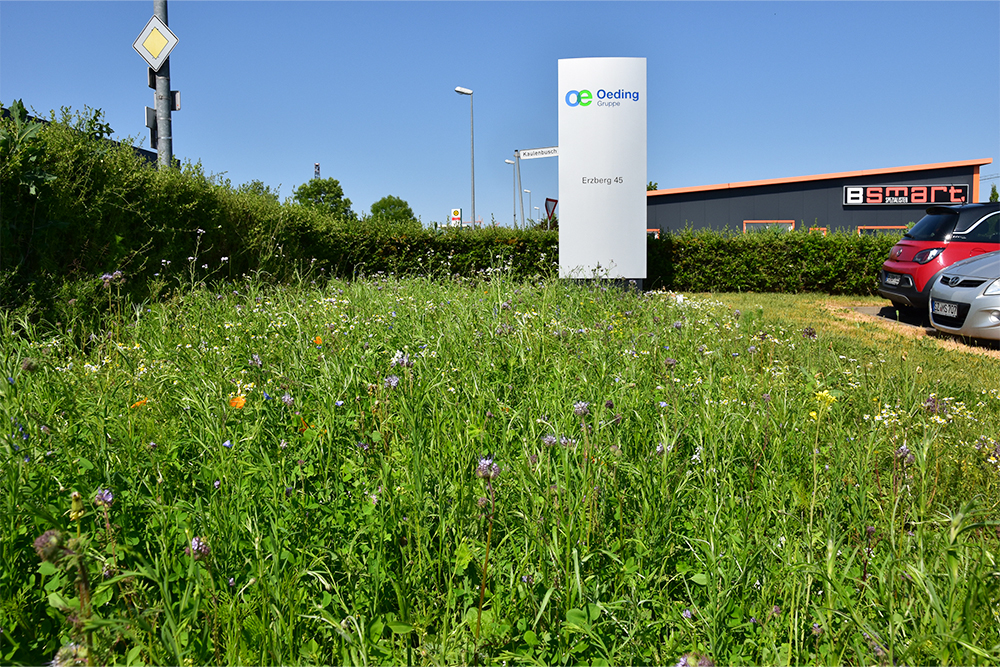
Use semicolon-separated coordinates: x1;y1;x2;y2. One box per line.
2;1;998;225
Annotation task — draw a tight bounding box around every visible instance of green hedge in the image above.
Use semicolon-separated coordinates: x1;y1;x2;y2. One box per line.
2;104;899;330
647;227;897;294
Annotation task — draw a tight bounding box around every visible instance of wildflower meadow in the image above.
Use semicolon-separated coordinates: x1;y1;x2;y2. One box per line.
2;271;999;666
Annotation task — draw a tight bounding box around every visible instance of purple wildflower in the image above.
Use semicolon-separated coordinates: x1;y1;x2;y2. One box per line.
33;529;64;562
682;608;693;619
605;399;614;409
803;326;817;340
384;375;400;389
541;434;557;447
281;393;294;407
895;444;915;465
223;439;232;449
475;456;500;480
249;354;262;368
573;401;590;417
665;357;677;368
673;321;683;330
213;480;221;490
186;536;211;560
94;488;113;507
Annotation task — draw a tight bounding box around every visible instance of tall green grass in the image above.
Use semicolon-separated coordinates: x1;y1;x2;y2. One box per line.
2;274;998;665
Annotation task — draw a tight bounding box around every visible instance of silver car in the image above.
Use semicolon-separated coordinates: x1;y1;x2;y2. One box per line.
928;251;1000;340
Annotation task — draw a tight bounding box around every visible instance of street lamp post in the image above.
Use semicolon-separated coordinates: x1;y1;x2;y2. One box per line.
505;159;516;227
455;87;475;227
524;189;532;224
534;207;540;226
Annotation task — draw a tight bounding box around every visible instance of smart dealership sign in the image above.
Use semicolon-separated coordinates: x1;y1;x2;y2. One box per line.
558;58;646;280
843;184;969;205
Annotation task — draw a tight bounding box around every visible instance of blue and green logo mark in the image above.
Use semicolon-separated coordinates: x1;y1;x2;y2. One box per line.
565;88;639;107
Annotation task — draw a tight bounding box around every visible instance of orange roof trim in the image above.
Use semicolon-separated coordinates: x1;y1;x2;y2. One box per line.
647;158;993;197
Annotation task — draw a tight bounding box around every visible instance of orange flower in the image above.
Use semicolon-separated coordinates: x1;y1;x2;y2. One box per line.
229;396;246;409
130;398;148;408
313;335;323;346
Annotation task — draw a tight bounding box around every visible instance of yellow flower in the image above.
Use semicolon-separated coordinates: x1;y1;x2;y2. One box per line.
809;411;818;421
814;390;837;407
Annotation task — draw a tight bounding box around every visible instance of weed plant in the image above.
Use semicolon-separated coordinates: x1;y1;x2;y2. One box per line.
2;273;998;665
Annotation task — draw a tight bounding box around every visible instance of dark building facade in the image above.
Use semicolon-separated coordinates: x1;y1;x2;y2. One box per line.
647;159;993;234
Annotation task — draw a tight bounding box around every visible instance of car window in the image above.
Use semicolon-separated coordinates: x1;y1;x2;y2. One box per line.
904;212;957;241
953;212;999;244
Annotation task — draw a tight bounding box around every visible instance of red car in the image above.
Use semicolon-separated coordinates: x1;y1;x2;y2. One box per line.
878;203;1000;310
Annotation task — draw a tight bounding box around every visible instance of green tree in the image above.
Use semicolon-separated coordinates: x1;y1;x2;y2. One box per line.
237;179;279;203
370;194;416;223
647;181;658;191
990;183;998;203
292;177;355;220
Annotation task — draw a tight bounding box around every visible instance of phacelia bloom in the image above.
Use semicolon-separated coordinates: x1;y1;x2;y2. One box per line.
229;577;235;587
673;321;683;330
186;536;210;560
866;526;876;538
560;435;577;448
748;346;757;354
384;375;400;389
610;413;623;425
895;444;915;465
811;623;824;636
34;529;64;562
477;496;489;508
94;488;113;507
762;393;772;403
542;434;557;447
356;441;370;452
605;399;615;409
656;443;665;456
281;393;294;406
249;354;262;368
475;456;500;480
771;605;781;617
802;326;817;340
213;479;221;490
923;394;948;416
390;350;413;368
573;401;590;417
734;309;741;319
229;396;246;409
682;608;694;619
665;357;677;368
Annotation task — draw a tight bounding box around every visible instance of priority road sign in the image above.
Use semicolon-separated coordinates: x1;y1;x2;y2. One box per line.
133;15;178;72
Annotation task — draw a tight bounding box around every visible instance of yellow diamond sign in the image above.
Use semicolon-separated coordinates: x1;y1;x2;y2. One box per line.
133;15;178;71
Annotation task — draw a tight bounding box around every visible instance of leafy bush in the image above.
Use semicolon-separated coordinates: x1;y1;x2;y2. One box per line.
647;226;898;294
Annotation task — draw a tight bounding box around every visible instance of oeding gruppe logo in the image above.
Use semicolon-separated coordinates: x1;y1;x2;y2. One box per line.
564;88;639;107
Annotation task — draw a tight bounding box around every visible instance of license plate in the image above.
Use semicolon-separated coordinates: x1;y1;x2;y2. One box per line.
884;273;900;286
932;300;958;318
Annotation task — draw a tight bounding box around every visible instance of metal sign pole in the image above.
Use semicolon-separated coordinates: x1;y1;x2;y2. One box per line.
515;151;525;228
153;0;172;168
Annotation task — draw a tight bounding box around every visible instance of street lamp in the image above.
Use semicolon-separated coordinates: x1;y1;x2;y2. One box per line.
534;206;540;226
505;159;516;226
524;189;532;224
455;86;475;227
